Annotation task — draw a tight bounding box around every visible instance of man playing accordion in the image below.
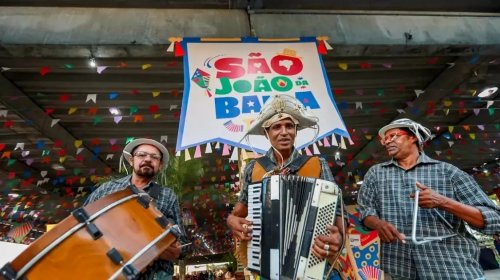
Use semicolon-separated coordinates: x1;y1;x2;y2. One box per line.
227;95;345;279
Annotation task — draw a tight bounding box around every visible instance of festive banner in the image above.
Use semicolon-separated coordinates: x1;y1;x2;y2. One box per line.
177;37;349;153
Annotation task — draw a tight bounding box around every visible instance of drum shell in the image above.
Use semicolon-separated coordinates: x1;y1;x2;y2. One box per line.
6;188;176;280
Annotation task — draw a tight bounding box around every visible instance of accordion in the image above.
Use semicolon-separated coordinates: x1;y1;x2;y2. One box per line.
246;175;340;280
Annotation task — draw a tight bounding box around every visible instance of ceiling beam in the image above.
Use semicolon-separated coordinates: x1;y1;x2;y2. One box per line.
1;8;500;46
341;57;489;174
0;74;111;172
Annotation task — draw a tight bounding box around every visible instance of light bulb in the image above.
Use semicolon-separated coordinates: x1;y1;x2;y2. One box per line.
89;57;97;68
478;87;498;98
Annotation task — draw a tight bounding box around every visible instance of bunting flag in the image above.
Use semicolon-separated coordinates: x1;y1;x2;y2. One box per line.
176;37;348;154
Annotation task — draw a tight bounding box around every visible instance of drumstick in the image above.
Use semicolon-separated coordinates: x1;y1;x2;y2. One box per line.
180;242;192;248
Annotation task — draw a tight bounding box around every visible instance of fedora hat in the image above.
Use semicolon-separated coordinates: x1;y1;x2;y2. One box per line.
122;138;169;166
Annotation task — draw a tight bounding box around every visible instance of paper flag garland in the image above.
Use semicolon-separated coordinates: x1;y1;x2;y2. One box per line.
194;145;202;158
86;94;97;103
331;134;339;146
312;143;320;155
96;66;107;74
39;67;51;76
230;147;239;161
50;119;60;127
205;143;212;154
222;144;230;156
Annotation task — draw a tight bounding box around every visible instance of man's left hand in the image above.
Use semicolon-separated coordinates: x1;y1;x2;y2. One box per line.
159;241;182;261
410;182;448;209
311;224;342;260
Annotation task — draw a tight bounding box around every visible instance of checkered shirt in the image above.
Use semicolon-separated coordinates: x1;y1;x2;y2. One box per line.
357;153;500;279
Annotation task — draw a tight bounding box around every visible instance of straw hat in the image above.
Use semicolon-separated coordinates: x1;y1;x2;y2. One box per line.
378;118;433;147
243;94;319;137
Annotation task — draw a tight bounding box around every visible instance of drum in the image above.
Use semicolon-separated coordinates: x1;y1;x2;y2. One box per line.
0;186;178;280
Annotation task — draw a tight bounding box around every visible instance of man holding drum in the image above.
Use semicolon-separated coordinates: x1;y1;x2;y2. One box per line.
227;95;345;277
85;138;185;280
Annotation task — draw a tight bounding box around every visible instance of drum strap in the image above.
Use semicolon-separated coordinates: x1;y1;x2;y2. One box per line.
147;183;161;200
251;155;321;182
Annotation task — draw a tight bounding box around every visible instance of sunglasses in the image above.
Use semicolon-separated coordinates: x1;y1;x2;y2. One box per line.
380;130;409;145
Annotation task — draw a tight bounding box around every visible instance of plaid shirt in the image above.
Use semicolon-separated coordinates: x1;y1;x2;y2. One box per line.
84;175;183;278
358;153;500;279
238;148;335;205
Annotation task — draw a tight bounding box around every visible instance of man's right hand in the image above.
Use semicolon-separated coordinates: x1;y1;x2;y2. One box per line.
364;216;406;243
373;219;406;243
227;214;253;241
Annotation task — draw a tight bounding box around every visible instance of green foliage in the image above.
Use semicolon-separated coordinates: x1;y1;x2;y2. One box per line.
159;156;204;199
222;252;237;272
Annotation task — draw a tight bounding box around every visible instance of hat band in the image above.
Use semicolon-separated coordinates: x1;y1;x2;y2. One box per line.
262;113;299;128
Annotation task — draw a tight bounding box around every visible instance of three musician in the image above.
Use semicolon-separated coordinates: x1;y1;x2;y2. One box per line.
227;95;345;278
17;100;500;280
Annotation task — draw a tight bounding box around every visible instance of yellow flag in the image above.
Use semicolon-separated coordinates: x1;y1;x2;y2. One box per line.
68;107;78;115
338;63;348;70
142;64;152;70
443;100;452;107
74;140;83;148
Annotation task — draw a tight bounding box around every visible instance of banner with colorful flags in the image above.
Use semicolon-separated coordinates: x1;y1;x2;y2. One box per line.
176;37;349;153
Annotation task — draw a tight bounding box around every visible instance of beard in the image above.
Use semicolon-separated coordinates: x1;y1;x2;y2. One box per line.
134;164;156;179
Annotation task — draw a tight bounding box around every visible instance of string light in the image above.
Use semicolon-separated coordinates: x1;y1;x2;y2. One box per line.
478;86;498;98
109;107;121;115
88;57;97;68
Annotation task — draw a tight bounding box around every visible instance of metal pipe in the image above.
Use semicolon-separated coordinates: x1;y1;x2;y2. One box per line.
249;9;500;17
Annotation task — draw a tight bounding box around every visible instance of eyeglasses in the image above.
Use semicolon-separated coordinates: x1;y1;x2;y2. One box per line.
380;131;409;145
133;151;162;161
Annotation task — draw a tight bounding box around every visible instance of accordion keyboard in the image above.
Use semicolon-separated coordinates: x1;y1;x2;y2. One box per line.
246;175;340;280
247;182;262;271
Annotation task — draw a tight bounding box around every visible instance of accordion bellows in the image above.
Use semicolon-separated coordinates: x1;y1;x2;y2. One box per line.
244;175;340;280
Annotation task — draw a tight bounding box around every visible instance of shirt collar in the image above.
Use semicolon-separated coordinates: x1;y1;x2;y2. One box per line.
381;152;439;167
117;174;156;190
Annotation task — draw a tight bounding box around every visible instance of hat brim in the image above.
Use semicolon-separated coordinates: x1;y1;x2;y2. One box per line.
123;138;169;166
243;95;318;138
